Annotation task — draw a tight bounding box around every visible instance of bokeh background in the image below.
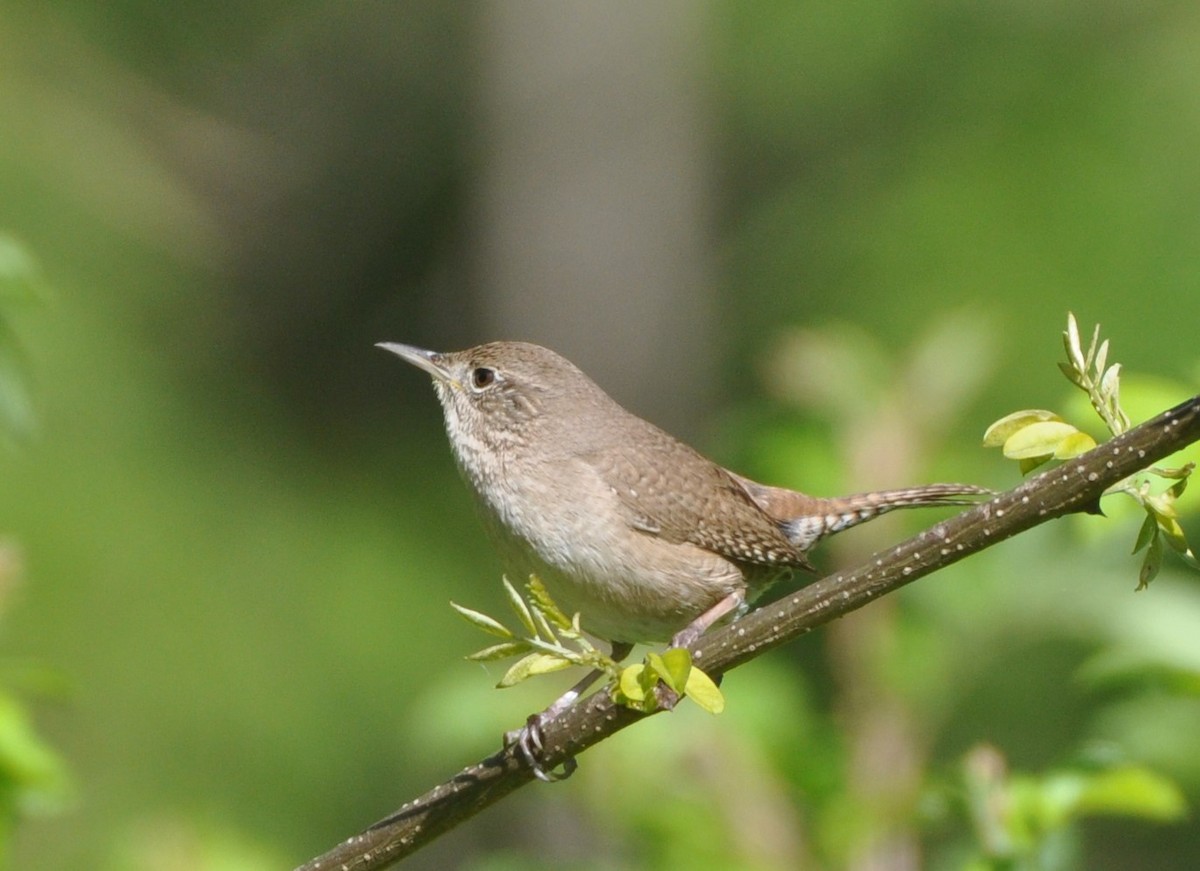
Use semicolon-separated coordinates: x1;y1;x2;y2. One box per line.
2;3;1200;869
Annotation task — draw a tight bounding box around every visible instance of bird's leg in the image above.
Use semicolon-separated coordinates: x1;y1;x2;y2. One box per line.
669;589;745;652
505;641;634;781
655;589;745;710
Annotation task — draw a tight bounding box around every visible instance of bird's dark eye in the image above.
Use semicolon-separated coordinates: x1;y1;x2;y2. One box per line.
471;367;496;389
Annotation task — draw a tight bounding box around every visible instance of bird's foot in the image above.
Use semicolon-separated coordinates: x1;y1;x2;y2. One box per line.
501;664;614;782
669;626;701;651
504;712;577;782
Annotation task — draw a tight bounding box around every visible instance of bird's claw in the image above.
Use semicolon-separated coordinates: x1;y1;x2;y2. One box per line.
504;714;577;782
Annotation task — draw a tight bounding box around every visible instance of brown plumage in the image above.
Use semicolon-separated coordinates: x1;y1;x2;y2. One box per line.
380;340;987;646
381;339;989;779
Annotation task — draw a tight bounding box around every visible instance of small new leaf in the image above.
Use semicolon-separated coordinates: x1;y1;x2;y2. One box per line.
1086;322;1102;366
612;649;726;715
1132;513;1157;555
684;667;726;714
450;602;514;639
502;576;537;636
1073;765;1187;822
1065;313;1086;373
649;649;692;694
1138;531;1163;591
498;652;574;688
1093;339;1109;382
1057;360;1085;388
982;409;1062;447
618;664;650;704
1099;363;1122;401
1053;430;1098;459
1153;463;1194;481
527;576;574;630
614;663;665;712
466;641;530;662
530;606;560;643
1002;421;1083;460
453;577;608;686
1157;514;1190;555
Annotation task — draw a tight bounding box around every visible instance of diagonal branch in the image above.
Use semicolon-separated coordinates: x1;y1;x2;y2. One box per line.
296;394;1200;871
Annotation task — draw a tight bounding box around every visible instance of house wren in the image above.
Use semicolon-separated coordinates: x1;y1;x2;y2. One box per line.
379;340;986;776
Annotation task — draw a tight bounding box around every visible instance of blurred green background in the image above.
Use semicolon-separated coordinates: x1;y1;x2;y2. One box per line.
2;2;1199;869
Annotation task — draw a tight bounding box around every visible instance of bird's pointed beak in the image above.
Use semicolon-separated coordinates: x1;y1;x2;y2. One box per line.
376;342;460;388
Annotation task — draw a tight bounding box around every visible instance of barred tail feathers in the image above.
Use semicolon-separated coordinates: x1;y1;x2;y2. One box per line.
778;483;990;551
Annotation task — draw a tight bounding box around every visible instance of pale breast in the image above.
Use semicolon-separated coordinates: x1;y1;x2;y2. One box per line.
479;454;749;643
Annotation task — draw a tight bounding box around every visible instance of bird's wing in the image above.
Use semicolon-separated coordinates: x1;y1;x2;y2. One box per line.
582;429;810;569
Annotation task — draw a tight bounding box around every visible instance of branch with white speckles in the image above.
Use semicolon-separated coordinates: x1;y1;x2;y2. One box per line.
294;394;1200;871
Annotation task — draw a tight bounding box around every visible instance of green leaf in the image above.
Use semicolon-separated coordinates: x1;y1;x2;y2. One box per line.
530;606;560;643
1002;421;1083;459
502;576;537;636
1156;514;1192;555
1073;766;1187;822
1145;492;1179;520
465;641;529;662
614;651;728;714
450;602;513;638
684;667;725;714
1092;339;1109;381
1138;531;1163;590
1064;313;1085;373
1057;360;1085;388
1164;463;1193;498
1132;513;1157;554
645;652;669;686
1152;463;1194;481
618;664;649;703
497;652;573;687
649;648;692;694
982;409;1062;447
1099;363;1122;401
1052;430;1097;459
615;662;664;712
1085;322;1101;367
527;575;573;630
0;692;73;813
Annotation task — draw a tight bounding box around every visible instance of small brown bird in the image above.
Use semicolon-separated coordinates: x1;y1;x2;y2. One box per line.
380;340;986;777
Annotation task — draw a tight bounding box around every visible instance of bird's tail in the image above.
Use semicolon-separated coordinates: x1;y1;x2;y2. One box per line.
778;483;991;550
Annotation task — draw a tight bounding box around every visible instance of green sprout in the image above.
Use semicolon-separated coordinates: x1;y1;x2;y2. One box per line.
452;576;724;714
984;313;1198;588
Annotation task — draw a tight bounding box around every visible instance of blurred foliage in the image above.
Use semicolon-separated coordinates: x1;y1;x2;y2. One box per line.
926;743;1186;871
0;239;72;868
0;234;41;447
0;541;73;871
1;2;1199;870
